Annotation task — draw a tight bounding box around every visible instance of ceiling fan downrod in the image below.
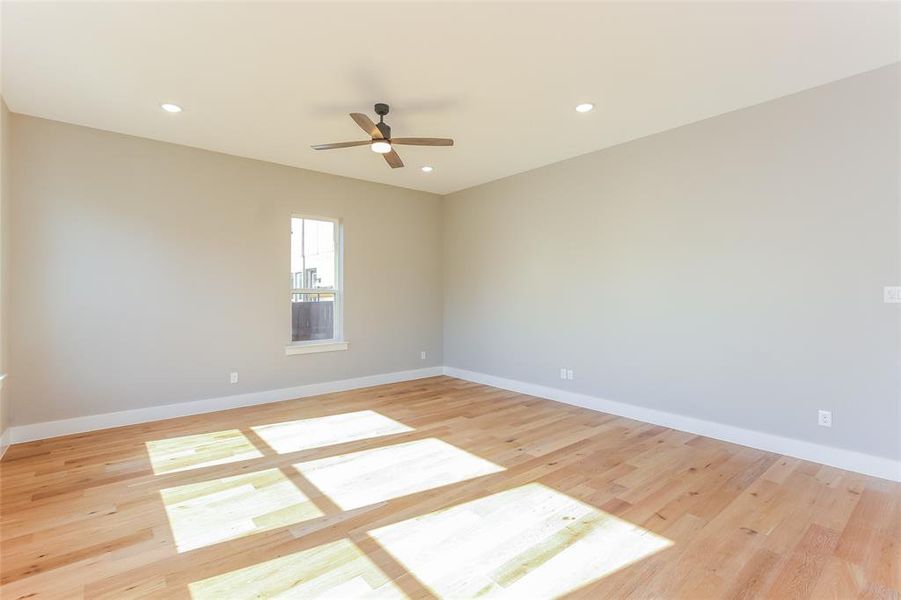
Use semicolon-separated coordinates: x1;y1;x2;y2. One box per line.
374;103;391;139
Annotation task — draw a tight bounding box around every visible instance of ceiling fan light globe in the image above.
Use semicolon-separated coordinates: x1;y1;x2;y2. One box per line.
371;140;392;154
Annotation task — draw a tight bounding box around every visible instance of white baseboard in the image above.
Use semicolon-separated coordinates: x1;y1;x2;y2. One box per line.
0;373;8;459
443;367;901;482
0;427;9;460
7;364;899;482
8;367;444;445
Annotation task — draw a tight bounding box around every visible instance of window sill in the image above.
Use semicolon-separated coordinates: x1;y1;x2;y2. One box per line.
285;340;349;356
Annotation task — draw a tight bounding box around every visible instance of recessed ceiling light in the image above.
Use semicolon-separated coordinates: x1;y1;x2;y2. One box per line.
421;166;434;173
370;140;392;154
575;103;594;113
161;103;182;113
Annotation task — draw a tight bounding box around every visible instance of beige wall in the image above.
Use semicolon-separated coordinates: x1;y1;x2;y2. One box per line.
444;64;901;461
0;99;10;454
5;65;899;466
9;115;443;425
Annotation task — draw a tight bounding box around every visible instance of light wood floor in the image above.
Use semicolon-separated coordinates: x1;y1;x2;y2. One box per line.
1;376;898;599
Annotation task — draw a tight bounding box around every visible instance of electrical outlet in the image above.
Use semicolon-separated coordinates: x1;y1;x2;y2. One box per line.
421;351;427;360
885;286;901;303
230;371;239;384
566;369;574;380
560;368;567;380
818;410;832;428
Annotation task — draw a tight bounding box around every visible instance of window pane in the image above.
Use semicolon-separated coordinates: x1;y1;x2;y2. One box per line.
292;292;335;341
291;217;335;289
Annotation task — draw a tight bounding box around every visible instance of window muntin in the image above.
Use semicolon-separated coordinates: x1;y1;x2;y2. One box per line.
291;217;340;343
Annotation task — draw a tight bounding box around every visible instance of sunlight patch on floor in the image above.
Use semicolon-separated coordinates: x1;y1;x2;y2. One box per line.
188;538;406;599
293;438;504;510
252;410;413;455
146;429;263;474
368;482;673;598
161;468;323;552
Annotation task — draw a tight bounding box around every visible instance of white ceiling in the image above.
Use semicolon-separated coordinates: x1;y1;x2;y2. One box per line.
2;1;898;195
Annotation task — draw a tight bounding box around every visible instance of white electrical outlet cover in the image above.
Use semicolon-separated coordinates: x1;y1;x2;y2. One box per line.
885;286;901;303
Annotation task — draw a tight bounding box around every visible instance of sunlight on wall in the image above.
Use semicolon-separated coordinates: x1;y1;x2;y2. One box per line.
293;438;504;510
160;468;323;552
252;410;413;454
146;429;263;474
188;538;406;600
368;483;673;598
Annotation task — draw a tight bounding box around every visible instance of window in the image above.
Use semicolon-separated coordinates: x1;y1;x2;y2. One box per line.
287;216;345;354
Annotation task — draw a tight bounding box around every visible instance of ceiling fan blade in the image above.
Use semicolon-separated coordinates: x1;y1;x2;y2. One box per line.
311;141;371;150
383;149;404;169
391;138;454;147
350;113;383;139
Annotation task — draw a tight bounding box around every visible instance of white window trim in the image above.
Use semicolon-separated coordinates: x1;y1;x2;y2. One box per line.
285;340;349;355
286;214;347;356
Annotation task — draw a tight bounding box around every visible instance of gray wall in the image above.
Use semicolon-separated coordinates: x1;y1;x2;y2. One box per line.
6;66;899;464
9;115;443;426
0;99;10;453
443;64;900;460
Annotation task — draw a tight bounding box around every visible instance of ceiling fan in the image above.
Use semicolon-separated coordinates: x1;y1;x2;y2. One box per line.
311;103;453;169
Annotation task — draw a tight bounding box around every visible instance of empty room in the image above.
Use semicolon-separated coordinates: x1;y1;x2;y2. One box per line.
0;2;898;598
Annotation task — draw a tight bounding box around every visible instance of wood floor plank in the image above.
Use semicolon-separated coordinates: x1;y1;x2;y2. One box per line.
1;376;898;599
